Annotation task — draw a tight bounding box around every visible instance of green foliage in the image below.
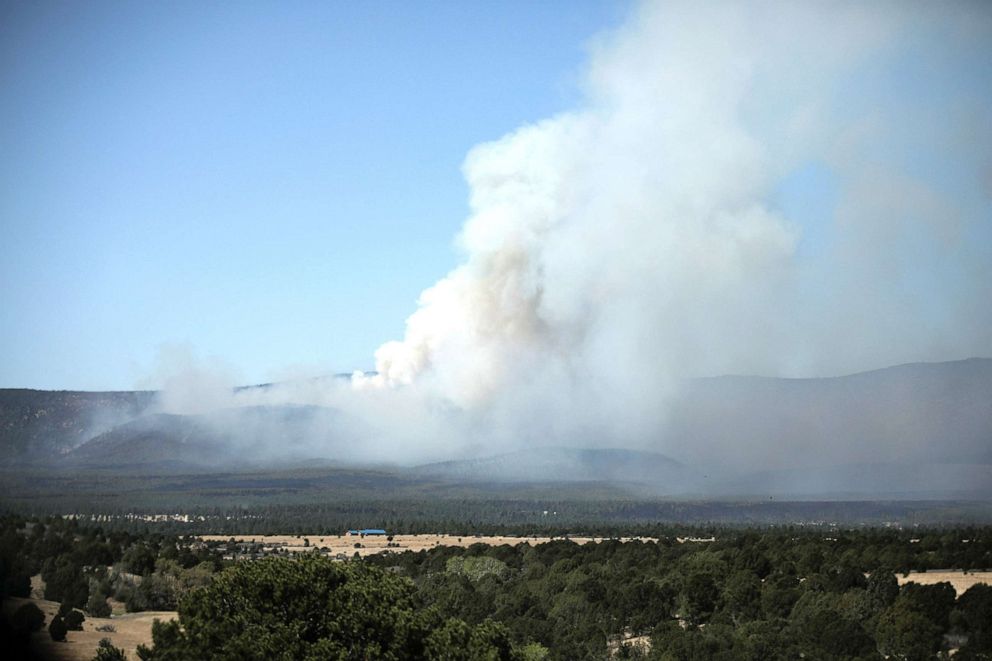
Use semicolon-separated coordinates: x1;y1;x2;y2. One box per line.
958;584;992;654
0;523;33;599
865;570;899;613
11;601;46;633
424;618;517;660
871;580;957;659
446;555;511;581
43;554;90;607
138;554;524;660
899;581;957;629
87;591;112;617
2;564;32;598
650;620;735;661
760;573;800;619
722;570;761;622
791;600;878;659
518;642;550;660
93;637;128;661
3;515;992;660
678;570;719;625
122;543;158;575
49;614;68;641
59;602;86;630
126;570;174;612
121;558;217;611
875;603;944;660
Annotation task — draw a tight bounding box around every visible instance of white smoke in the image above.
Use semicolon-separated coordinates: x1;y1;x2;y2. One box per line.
143;344;241;416
151;1;992;468
350;0;992;458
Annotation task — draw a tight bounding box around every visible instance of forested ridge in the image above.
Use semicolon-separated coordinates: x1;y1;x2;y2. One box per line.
1;515;991;659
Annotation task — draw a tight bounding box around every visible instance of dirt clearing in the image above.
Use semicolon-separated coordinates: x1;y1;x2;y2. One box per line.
3;596;175;661
200;532;655;557
899;570;992;595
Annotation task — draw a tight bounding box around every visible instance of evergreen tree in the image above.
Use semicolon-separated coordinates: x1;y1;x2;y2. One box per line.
136;554;523;660
48;615;68;642
93;638;128;661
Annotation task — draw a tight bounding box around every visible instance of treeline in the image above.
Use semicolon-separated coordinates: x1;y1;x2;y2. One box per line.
137;555;539;661
4;515;992;659
135;526;992;660
360;533;992;659
11;498;991;537
0;515;227;614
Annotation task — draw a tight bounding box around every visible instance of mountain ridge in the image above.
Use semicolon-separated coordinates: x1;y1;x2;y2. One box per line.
2;358;989;499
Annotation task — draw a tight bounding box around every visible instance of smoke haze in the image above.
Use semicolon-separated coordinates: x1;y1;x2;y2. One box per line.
154;1;992;469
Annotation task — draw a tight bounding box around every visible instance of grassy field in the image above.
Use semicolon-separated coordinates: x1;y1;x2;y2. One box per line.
899;570;992;595
3;595;175;661
201;532;658;557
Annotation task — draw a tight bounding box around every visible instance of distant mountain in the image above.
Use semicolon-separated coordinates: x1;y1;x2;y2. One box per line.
63;405;348;469
666;358;992;471
0;388;154;462
64;413;230;469
719;461;992;500
413;447;695;492
411;449;992;499
1;359;989;498
0;376;357;464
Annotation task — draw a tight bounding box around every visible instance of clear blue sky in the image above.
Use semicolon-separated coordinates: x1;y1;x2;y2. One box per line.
3;1;990;391
0;0;629;389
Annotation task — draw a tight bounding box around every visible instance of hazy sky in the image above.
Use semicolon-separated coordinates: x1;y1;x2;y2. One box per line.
2;0;990;392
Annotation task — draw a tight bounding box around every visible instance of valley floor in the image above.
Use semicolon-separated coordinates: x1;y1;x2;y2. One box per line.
200;532;657;558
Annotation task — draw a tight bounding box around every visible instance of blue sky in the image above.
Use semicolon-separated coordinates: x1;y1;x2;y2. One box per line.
2;1;990;392
0;0;628;389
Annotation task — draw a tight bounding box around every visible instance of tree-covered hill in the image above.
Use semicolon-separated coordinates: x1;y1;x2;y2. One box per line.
0;389;154;462
1;359;990;500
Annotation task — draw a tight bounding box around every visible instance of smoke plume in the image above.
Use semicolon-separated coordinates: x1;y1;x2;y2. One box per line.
151;1;991;470
346;0;992;460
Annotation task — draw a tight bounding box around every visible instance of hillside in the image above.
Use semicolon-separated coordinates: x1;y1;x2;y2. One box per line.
413;447;694;491
0;388;154;462
64;405;348;469
666;358;992;471
0;376;357;464
1;359;989;499
64;413;231;469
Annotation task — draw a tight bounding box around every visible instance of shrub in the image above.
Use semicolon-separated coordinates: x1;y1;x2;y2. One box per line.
446;555;511;582
136;554;519;660
43;555;89;608
59;602;85;630
93;637;128;661
49;614;68;642
87;592;112;617
11;602;45;633
957;584;992;653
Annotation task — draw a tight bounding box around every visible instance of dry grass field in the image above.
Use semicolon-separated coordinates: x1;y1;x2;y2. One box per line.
899;570;992;595
200;532;656;557
3;595;175;661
